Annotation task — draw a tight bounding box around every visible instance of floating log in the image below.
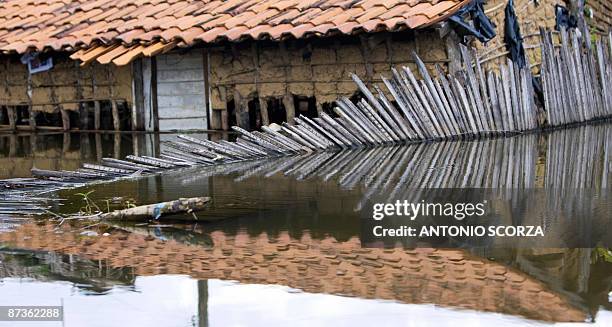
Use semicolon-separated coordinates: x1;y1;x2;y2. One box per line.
98;197;211;221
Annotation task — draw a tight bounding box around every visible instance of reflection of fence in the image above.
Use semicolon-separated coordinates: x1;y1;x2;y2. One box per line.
545;124;611;189
1;123;610;219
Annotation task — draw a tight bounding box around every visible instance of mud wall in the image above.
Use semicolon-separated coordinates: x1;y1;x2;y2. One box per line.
476;0;564;71
207;30;449;130
0;54;132;113
586;0;612;35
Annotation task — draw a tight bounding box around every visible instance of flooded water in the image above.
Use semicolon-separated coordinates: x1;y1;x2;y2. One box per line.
0;122;611;326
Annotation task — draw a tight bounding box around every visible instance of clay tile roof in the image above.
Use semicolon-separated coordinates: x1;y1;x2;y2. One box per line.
0;0;470;55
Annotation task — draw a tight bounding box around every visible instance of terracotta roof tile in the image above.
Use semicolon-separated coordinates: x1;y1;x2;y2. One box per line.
286;23;316;39
335;21;359;34
0;0;469;54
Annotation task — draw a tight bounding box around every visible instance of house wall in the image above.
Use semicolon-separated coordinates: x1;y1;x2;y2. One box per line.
0;54;132;111
0;53;132;131
476;0;565;71
477;0;612;72
586;0;612;35
207;30;449;130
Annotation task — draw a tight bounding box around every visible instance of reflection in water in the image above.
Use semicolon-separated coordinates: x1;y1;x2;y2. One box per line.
1;224;611;323
1;123;611;325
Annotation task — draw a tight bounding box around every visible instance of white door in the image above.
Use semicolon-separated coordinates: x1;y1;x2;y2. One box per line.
156;51;207;131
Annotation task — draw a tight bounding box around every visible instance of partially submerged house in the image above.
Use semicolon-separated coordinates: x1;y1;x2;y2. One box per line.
0;0;608;132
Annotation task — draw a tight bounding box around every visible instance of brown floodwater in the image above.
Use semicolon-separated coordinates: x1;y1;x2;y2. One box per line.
0;123;611;326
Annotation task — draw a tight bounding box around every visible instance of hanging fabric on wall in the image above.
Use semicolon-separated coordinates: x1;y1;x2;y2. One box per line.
504;0;545;108
20;52;53;74
554;4;578;30
504;0;526;68
448;0;497;43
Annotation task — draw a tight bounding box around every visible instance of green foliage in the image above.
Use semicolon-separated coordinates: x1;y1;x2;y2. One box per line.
73;191;137;216
592;247;612;263
75;191;101;215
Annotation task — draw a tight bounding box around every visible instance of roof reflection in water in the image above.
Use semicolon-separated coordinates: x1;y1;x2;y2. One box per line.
0;224;601;323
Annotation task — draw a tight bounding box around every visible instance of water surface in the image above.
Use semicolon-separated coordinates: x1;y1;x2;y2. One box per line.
0;123;611;325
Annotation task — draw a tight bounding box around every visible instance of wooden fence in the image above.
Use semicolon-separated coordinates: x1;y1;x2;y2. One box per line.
540;28;612;126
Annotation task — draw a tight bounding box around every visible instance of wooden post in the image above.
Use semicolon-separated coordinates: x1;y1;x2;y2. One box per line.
80;103;90;130
93;101;101;130
283;93;295;125
359;35;374;85
75;60;85;131
111;100;120;131
26;72;36;130
203;49;212;130
218;86;228;130
114;133;121;159
233;89;249;129
151;56;159;132
132;59;145;131
259;96;269;126
27;106;36;130
60;107;70;131
8;134;16;157
7;106;16;131
62;132;70;154
221;108;229;131
209;109;221;130
444;30;462;76
107;64;121;131
80;131;91;160
95;133;102;161
198;280;209;327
